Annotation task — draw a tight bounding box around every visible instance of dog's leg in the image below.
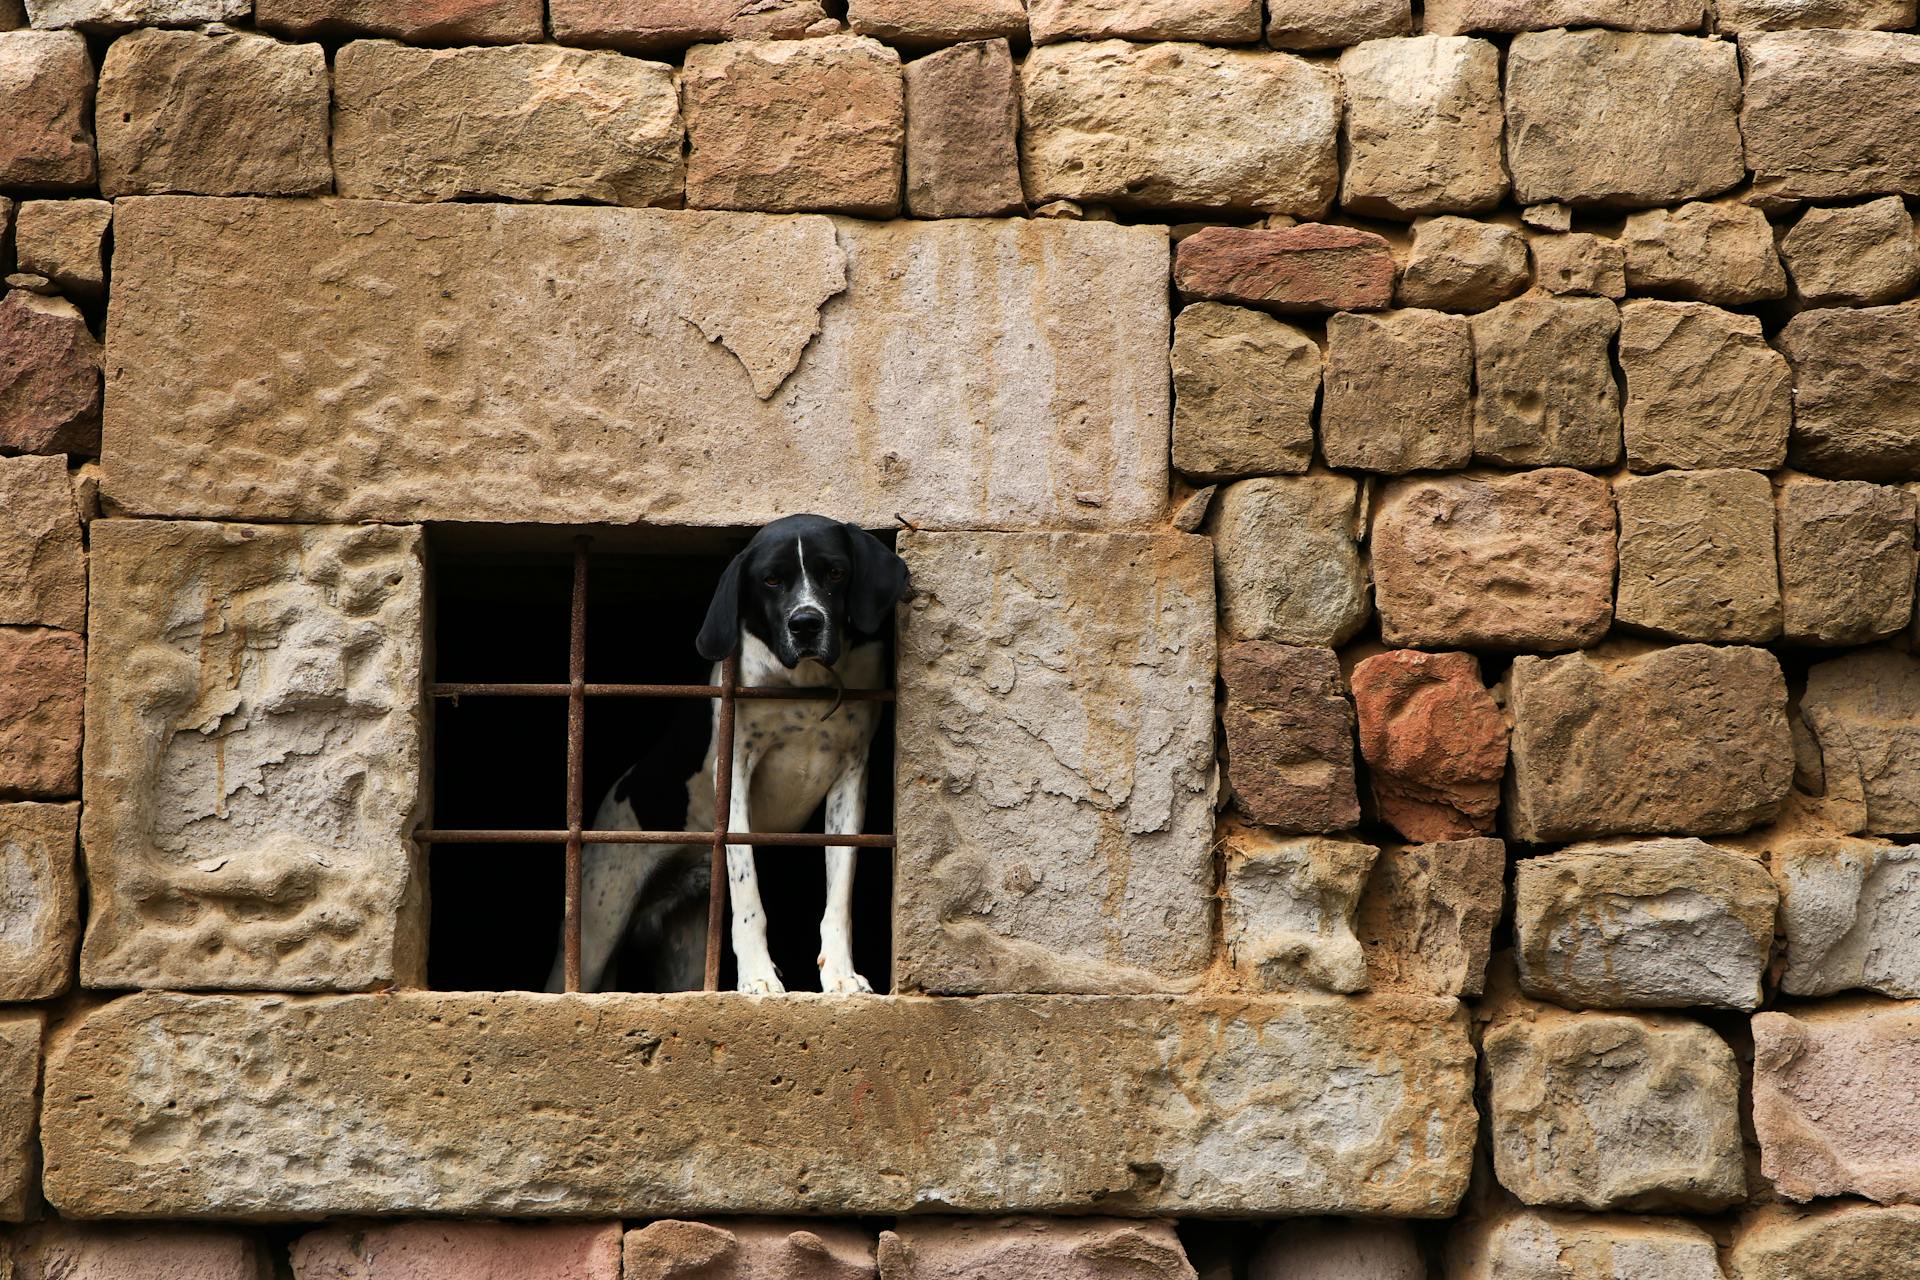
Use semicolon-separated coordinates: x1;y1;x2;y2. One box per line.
727;743;784;995
817;759;873;995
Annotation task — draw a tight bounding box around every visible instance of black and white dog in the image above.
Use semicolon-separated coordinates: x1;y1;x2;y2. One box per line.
549;515;910;995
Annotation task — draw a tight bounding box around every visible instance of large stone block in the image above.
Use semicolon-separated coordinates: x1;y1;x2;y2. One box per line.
848;0;1028;46
1775;837;1920;999
293;1221;623;1280
1470;297;1621;469
1719;0;1913;27
1613;468;1781;643
1220;643;1359;834
629;1220;874;1280
880;1219;1190;1280
256;0;546;42
0;802;78;1002
0;453;84;631
1321;309;1472;475
903;39;1023;219
41;991;1477;1218
0;30;94;190
1504;644;1793;843
14;198;110;298
1209;475;1370;648
80;520;425;992
1395;216;1528;311
0;286;99;457
1174;225;1395;314
0;627;81;799
1222;825;1376;993
1426;0;1706;30
104;200;1170;529
1779;300;1920;481
1781;196;1920;308
0;1010;40;1221
1266;0;1410;49
1729;1203;1920;1280
334;42;684;208
1618;300;1791;472
1620;201;1787;305
22;0;246;24
1028;0;1261;42
1350;650;1505;842
1801;648;1920;836
1338;36;1507;219
1778;478;1917;647
549;0;830;48
1171;303;1318;481
1448;1204;1725;1280
1356;837;1503;998
1742;31;1920;201
1020;41;1339;217
894;532;1215;995
10;1223;273;1278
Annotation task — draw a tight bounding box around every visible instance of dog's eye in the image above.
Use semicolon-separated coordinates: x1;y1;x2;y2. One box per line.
764;575;782;587
827;566;846;582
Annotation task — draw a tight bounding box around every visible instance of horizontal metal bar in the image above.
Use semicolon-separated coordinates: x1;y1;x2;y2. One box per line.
429;682;893;702
415;828;896;847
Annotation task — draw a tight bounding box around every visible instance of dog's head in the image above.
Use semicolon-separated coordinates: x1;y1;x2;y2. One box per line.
696;515;911;668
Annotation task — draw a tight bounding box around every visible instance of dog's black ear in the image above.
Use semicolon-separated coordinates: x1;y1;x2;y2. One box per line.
695;550;747;661
842;523;911;636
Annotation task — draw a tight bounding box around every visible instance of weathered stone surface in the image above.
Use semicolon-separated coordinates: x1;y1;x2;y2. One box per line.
881;1219;1189;1280
96;29;329;199
256;0;546;42
293;1221;622;1280
1619;300;1792;472
1175;225;1395;313
1020;41;1340;217
904;40;1022;219
1264;0;1407;47
1620;201;1787;305
0;1010;40;1221
1470;297;1621;468
334;42;683;208
1728;1203;1920;1280
0;628;80;799
1753;1000;1920;1204
1801;648;1920;837
1742;31;1920;202
1781;196;1920;308
1719;0;1914;26
1221;827;1377;994
1504;644;1793;843
11;1223;271;1278
1351;651;1506;842
895;533;1214;995
1614;468;1781;643
1486;1001;1746;1211
0;291;98;457
80;520;425;991
1321;309;1470;474
0;802;78;1002
1356;837;1503;998
1029;0;1261;43
1371;469;1615;651
1338;36;1506;219
23;0;246;24
1521;202;1574;233
42;991;1476;1218
0;31;92;191
0;453;84;632
1221;644;1359;834
1529;233;1626;298
630;1220;874;1280
1248;1219;1423;1280
1210;475;1370;647
1171;303;1318;480
1395;216;1528;311
1778;478;1917;647
550;0;830;49
1448;1204;1725;1280
1779;301;1920;480
1775;837;1920;999
848;0;1027;46
13;199;108;297
1505;31;1742;208
1426;0;1707;30
105;200;1170;529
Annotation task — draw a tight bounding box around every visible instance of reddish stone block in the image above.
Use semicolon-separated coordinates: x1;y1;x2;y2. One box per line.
550;0;829;50
0;31;95;190
1351;650;1507;843
1174;224;1395;313
0;627;81;799
1221;641;1361;834
13;1222;272;1278
0;291;100;456
256;0;545;42
292;1220;623;1280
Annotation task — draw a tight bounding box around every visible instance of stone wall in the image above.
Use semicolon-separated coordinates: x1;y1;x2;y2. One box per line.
4;0;1920;1276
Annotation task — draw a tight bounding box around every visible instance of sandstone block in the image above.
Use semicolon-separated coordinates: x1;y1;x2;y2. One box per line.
256;0;546;42
80;520;425;991
0;1010;39;1221
1522;202;1574;233
1621;201;1788;305
1775;837;1920;999
1209;475;1371;647
1248;1220;1423;1280
880;1219;1190;1280
1448;1204;1724;1280
1779;300;1920;480
0;453;85;631
1351;651;1505;842
1370;469;1615;651
1221;643;1359;834
1743;31;1920;201
1337;36;1506;219
1171;303;1318;480
1486;1003;1745;1211
0;802;78;1002
895;533;1214;994
0;291;98;456
1029;0;1261;43
1529;233;1626;298
1175;225;1395;313
1356;837;1503;997
104;200;1170;529
1321;309;1470;474
1267;0;1409;48
1754;1000;1920;1204
0;31;93;192
42;991;1477;1218
1470;296;1621;469
1020;41;1340;216
1395;216;1528;310
1223;825;1377;993
1619;300;1792;472
23;0;246;23
1781;196;1920;308
550;0;830;48
1426;0;1707;30
1801;648;1920;836
629;1220;874;1280
1778;478;1917;646
13;199;109;298
1719;0;1914;26
848;0;1028;46
1614;468;1781;642
11;1223;271;1278
1505;31;1743;208
1728;1203;1920;1280
1504;644;1793;842
334;42;683;208
904;40;1022;219
0;628;80;799
293;1221;622;1280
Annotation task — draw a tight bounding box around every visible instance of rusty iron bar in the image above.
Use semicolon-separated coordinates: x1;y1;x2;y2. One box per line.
415;829;896;847
705;650;738;992
428;682;891;701
562;536;591;994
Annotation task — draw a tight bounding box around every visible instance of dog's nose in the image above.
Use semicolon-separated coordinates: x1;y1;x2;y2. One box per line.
788;606;826;639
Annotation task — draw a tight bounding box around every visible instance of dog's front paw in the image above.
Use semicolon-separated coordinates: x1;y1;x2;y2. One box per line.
822;971;874;995
737;969;787;996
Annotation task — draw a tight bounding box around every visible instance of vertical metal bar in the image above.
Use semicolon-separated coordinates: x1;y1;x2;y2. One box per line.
705;649;738;992
563;537;590;994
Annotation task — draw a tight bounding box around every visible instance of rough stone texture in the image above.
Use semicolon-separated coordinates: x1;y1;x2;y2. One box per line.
106;200;1169;529
1504;643;1793;843
42;991;1477;1218
1742;31;1920;202
1247;1219;1423;1280
1028;0;1261;43
1321;310;1469;475
1620;202;1788;305
256;0;546;42
23;0;246;23
80;520;425;992
0;31;93;190
1800;648;1920;837
0;290;99;456
293;1221;622;1280
1753;1000;1920;1204
1728;1203;1920;1280
1356;837;1503;998
1719;0;1914;27
880;1219;1190;1280
1209;475;1371;648
1470;297;1621;469
334;42;684;208
1174;225;1396;314
96;29;330;199
629;1220;875;1280
1775;837;1920;999
1613;468;1781;643
1426;0;1707;30
549;0;830;48
1221;644;1359;834
1618;300;1792;472
1779;301;1920;480
1020;41;1340;217
1778;478;1917;647
894;533;1214;995
1448;1204;1725;1280
904;40;1023;219
1370;469;1615;651
1505;31;1743;208
1515;838;1777;1010
0;628;81;800
1781;196;1920;308
11;1223;272;1278
1266;0;1410;48
0;453;85;632
1529;233;1626;298
0;1010;40;1221
1351;651;1506;842
1221;826;1378;993
1171;303;1318;481
13;198;109;298
0;802;78;1002
1522;202;1573;232
1395;216;1529;311
1485;1001;1746;1211
848;0;1028;46
1338;36;1506;219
